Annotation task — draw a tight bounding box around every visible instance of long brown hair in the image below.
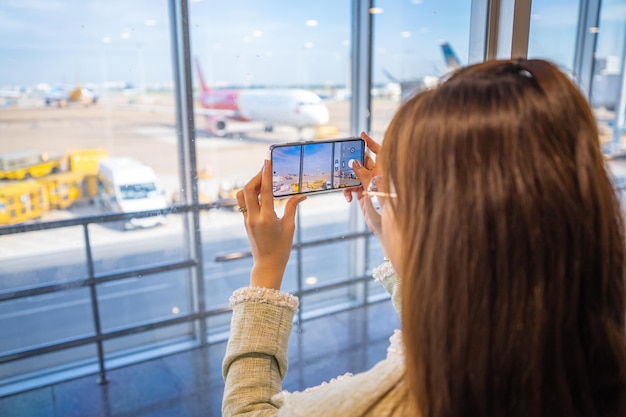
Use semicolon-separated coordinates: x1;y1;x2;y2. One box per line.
381;59;626;417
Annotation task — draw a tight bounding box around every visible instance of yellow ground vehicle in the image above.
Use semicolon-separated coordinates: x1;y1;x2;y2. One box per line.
64;148;109;175
315;125;339;139
40;171;84;210
307;179;326;190
63;148;109;199
0;150;61;180
0;180;49;225
0;148;110;225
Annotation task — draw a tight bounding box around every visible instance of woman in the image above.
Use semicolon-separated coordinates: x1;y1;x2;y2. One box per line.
224;58;626;416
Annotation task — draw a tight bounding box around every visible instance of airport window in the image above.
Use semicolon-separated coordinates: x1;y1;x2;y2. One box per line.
0;0;389;396
2;0;622;411
528;0;626;154
187;0;380;329
0;0;186;393
370;0;472;134
527;0;580;69
594;0;626;153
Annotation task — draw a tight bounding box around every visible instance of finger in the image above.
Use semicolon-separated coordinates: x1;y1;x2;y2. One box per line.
236;189;247;213
259;159;274;216
242;167;263;217
364;154;376;170
361;131;381;154
343;189;353;202
283;195;307;226
352;159;374;188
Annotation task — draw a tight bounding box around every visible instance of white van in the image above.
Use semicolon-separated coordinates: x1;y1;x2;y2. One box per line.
98;157;168;230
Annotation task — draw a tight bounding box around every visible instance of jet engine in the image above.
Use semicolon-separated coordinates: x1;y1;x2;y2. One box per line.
207;116;227;137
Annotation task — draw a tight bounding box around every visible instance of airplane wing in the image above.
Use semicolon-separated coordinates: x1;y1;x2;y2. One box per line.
194;108;238;118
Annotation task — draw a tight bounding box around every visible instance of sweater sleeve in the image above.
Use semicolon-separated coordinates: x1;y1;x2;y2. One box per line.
372;261;401;315
222;287;299;417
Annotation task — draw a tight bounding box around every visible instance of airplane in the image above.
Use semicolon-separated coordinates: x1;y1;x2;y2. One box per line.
383;40;462;102
194;58;330;137
44;86;97;107
0;89;20;107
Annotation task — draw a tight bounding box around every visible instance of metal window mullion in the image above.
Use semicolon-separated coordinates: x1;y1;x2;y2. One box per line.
469;0;491;64
611;33;626;152
83;224;108;385
169;0;207;345
486;0;532;60
572;0;601;99
349;0;373;304
351;0;372;135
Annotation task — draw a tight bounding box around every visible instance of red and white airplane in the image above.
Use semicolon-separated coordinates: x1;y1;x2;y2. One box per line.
195;59;330;137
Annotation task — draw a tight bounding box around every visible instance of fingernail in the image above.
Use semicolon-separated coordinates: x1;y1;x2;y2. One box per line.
353;159;361;168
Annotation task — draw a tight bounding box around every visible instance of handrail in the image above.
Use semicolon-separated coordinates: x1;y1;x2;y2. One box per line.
0;200;236;236
0;199;379;391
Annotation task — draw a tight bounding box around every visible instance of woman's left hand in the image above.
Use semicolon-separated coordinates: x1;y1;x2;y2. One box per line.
344;131;384;237
236;159;307;290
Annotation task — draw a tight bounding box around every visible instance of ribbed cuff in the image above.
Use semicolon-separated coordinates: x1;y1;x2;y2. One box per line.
372;261;396;283
229;287;299;312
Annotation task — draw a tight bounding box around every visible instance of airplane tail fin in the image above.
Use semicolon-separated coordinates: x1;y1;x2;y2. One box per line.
195;57;210;93
381;68;400;83
440;41;462;70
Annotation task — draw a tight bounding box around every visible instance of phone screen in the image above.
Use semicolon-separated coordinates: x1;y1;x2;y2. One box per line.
270;137;365;197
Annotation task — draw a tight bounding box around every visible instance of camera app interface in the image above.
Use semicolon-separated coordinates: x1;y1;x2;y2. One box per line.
272;139;363;197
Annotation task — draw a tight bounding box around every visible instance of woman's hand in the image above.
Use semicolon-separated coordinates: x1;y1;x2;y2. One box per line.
236;159;307;290
344;131;384;237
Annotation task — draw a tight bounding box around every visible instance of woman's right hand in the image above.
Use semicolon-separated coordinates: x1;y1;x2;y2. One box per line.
344;131;384;237
236;160;306;290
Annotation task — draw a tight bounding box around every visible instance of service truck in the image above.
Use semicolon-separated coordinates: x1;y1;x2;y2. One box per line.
0;150;61;180
98;157;168;230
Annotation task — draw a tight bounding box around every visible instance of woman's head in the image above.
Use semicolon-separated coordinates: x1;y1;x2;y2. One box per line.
380;59;626;417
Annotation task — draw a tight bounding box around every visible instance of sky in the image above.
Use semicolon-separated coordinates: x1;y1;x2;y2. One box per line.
0;0;624;91
272;144;304;176
272;142;338;176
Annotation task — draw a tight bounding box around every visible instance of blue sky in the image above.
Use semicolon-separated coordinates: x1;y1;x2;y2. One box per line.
272;144;303;176
0;0;623;90
301;143;333;175
272;142;335;176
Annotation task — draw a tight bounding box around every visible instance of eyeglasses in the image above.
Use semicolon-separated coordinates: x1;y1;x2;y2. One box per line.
362;176;397;215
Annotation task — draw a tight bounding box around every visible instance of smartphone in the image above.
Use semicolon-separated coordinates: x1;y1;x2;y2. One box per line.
269;137;366;198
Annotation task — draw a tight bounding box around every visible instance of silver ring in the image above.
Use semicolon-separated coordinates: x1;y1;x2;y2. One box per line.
238;206;248;213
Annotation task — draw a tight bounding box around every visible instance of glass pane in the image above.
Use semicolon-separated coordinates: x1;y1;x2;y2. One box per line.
527;0;580;70
201;207;251;310
371;0;472;135
300;284;363;318
0;0;187;392
0;288;96;379
98;271;191;333
594;0;626;152
189;1;355;311
89;213;187;272
0;345;98;388
528;0;626;155
0;227;88;290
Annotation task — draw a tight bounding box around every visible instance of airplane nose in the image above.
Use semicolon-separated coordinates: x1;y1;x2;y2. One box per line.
294;104;330;126
311;105;330;125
